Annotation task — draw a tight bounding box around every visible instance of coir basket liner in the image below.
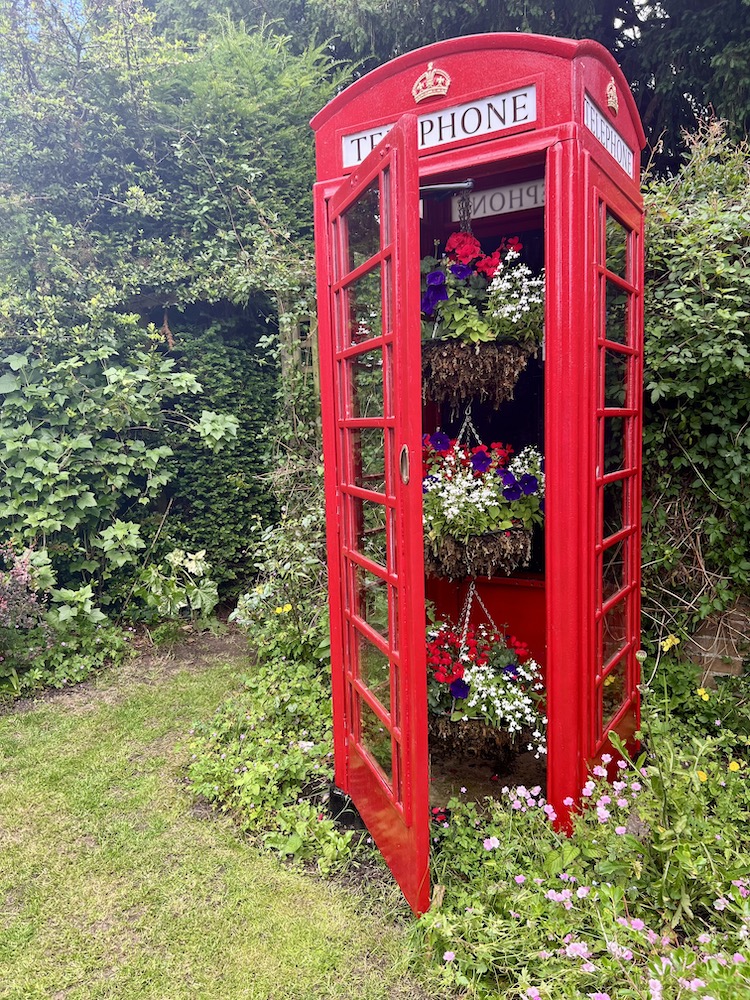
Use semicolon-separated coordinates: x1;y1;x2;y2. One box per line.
422;340;533;410
424;528;532;581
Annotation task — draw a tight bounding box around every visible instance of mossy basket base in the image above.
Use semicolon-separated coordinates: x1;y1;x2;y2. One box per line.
422;340;533;410
424;529;532;581
428;715;519;770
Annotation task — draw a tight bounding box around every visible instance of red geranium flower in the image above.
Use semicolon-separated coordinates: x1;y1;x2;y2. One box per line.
445;231;482;264
475;250;502;279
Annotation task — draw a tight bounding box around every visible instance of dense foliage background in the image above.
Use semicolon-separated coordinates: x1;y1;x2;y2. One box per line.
1;0;749;690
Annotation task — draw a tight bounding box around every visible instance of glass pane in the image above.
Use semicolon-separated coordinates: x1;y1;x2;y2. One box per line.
346;266;382;346
343;181;381;272
603;416;626;474
602;655;628;725
382;344;394;419
383;256;392;336
381;168;391;245
605;212;628;279
359;697;392;781
602;477;624;538
602;597;628;668
347;496;387;565
605;280;628;345
348;348;383;418
357;632;391;710
355;567;389;643
349;427;385;492
604;348;629;408
602;538;628;603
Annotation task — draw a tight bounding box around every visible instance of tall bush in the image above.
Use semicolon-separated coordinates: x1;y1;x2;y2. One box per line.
642;122;750;630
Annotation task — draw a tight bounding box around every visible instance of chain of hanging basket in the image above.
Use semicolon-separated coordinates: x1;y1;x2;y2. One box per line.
458;578;501;650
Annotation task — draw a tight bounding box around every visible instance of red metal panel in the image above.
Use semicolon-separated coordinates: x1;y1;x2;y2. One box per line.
316;117;430;915
544;137;595;825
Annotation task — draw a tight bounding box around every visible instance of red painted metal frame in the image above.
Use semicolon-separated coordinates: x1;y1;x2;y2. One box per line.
312;32;645;908
314;118;430;914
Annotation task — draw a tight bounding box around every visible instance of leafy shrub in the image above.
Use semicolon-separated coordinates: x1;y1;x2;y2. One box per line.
642;122;750;628
0;543;131;694
163;317;278;597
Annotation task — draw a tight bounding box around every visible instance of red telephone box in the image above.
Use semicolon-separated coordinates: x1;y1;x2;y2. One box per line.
311;33;646;915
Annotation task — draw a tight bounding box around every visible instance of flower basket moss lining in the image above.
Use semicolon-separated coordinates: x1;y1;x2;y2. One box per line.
422;340;534;410
424;528;533;581
428;714;524;769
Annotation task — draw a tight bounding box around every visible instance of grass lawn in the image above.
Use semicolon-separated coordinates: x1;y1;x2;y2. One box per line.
0;632;433;1000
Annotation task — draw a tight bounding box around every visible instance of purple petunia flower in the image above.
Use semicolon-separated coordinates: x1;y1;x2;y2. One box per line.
450;678;470;699
470;449;492;473
519;473;539;495
429;431;451;452
450;263;473;280
497;469;517;487
421;270;449;315
503;483;523;502
422;474;438;494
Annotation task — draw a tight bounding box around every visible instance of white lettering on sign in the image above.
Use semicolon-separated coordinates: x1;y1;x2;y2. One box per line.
450;179;545;221
583;94;634;175
342;86;537;168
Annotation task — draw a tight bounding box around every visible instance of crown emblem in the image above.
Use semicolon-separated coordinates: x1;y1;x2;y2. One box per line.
412;62;451;104
606;77;619;115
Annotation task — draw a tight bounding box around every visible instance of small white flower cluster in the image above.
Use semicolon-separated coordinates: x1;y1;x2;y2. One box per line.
487;249;545;328
423;459;496;525
460;656;547;759
508;446;545;493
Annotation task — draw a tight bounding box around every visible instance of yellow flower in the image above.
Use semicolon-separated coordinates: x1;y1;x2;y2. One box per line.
729;761;741;773
697;688;710;702
697;770;708;782
273;603;293;614
660;634;681;653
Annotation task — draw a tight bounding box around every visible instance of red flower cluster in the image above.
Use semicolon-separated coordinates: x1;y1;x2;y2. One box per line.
444;232;524;279
422;432;514;480
508;635;531;663
426;621;500;685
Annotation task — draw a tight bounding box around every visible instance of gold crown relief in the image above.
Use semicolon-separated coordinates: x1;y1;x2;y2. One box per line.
606;77;619;115
412;62;451;104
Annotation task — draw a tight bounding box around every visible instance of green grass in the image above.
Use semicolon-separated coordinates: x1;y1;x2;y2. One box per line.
0;644;432;999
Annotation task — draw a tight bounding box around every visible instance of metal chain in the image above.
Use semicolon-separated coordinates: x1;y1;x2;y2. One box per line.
455;403;482;448
458;578;502;650
457;185;473;234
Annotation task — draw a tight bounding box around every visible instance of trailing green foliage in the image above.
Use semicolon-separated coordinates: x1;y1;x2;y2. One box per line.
642;122;750;629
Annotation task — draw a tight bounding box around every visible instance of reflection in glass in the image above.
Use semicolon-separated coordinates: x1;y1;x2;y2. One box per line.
347;266;382;345
602;598;628;668
602;655;628;725
348;496;387;565
605;211;629;279
359;697;392;782
350;427;385;492
355;567;389;643
602;477;625;538
602;539;628;602
604;348;629;408
603;416;626;474
605;280;628;345
343;181;381;272
349;348;383;418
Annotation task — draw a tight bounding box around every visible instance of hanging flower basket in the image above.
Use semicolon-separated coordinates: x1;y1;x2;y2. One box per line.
425;610;547;761
422;339;533;410
424;527;533;580
422;429;544;580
